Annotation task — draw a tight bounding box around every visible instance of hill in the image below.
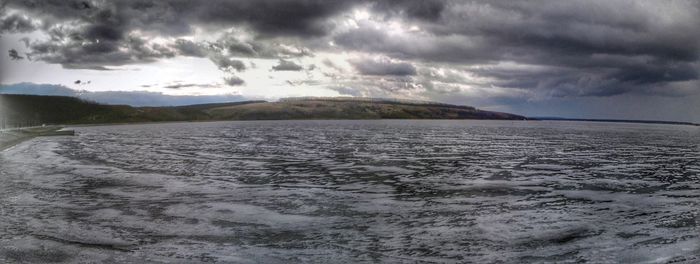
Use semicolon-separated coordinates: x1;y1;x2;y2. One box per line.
206;98;524;120
1;95;137;128
0;95;526;128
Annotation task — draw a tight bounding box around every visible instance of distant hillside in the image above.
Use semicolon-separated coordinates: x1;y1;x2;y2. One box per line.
207;98;523;120
0;94;526;128
0;95;137;128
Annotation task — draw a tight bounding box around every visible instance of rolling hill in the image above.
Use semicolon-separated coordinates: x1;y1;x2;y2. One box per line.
0;95;526;128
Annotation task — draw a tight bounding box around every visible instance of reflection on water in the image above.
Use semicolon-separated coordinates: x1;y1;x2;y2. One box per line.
1;120;698;263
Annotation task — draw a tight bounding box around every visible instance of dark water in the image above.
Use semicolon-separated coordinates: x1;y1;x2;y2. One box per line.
1;120;698;263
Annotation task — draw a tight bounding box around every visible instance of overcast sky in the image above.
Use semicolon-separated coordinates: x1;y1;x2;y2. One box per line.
1;0;698;122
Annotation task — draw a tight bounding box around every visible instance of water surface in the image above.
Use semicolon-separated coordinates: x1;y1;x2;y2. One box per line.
1;120;698;263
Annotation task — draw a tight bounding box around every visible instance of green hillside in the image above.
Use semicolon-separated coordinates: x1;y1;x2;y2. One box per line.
0;94;526;128
206;99;524;120
0;95;137;128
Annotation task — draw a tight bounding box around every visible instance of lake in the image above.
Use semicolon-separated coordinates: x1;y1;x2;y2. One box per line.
1;120;698;263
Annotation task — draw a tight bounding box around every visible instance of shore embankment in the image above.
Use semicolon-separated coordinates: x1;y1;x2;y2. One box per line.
0;126;74;152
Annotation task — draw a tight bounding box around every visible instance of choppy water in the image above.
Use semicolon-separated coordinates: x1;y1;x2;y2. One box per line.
0;120;698;263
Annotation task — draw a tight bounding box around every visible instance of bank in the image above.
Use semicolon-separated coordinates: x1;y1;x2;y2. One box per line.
0;126;74;152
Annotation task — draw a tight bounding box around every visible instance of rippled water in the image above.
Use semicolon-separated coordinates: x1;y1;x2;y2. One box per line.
1;120;698;263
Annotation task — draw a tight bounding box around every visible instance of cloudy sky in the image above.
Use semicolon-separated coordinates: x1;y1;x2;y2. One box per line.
1;0;699;122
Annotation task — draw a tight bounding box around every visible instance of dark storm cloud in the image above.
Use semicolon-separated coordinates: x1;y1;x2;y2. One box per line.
210;31;313;59
19;21;178;70
272;59;303;71
3;0;338;69
371;0;446;21
335;3;700;65
8;48;23;59
0;13;36;33
333;26;496;64
349;57;416;76
212;56;246;72
190;0;353;37
172;39;208;57
3;0;700;99
335;1;700;97
4;0;354;36
478;1;699;62
224;76;245;86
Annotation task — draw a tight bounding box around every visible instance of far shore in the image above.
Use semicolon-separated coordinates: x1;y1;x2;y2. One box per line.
56;118;700;130
12;118;697;136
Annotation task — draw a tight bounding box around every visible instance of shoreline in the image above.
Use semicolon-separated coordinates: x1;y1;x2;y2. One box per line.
66;118;699;130
0;126;73;152
67;118;534;128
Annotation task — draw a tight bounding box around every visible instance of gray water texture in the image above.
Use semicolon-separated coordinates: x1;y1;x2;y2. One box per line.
0;120;698;263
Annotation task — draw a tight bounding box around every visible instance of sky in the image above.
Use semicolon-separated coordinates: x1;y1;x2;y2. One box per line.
0;0;699;122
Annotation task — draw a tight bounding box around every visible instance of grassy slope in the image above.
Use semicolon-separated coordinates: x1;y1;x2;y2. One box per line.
0;94;525;126
207;100;525;120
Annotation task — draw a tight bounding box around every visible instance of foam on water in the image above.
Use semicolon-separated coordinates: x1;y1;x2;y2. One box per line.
0;120;698;263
